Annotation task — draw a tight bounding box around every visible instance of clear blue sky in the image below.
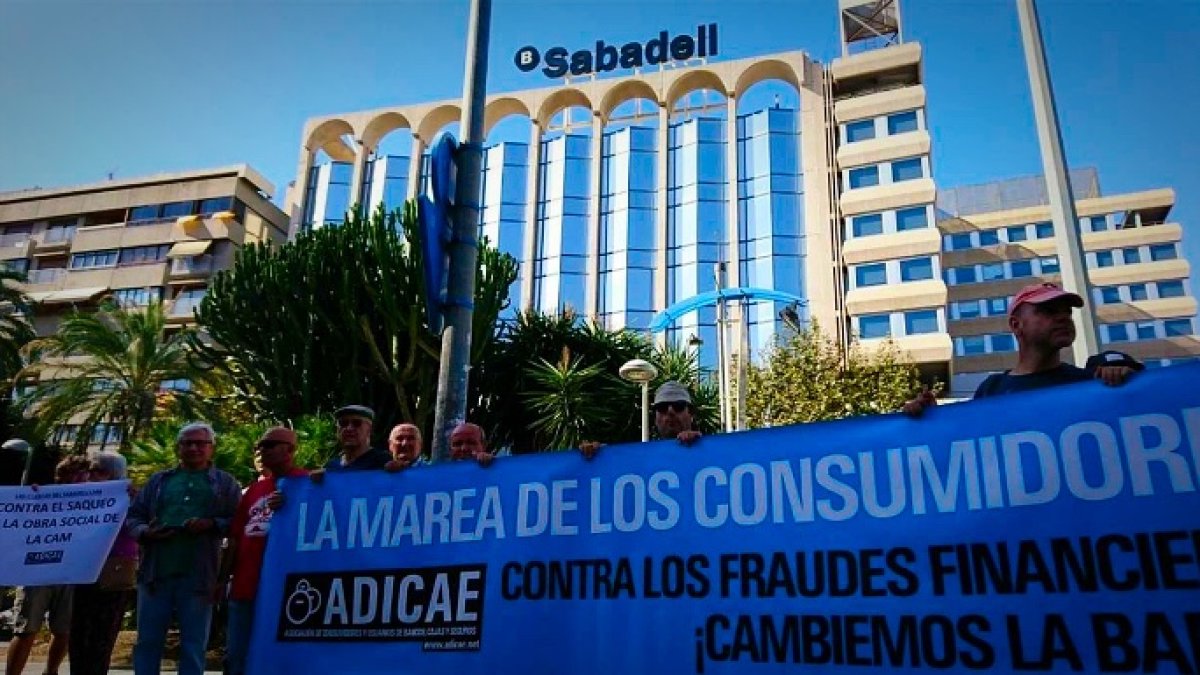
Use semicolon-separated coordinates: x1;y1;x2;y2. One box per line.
1;0;1197;285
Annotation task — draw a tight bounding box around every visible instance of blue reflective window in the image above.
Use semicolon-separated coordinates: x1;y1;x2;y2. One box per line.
1136;323;1157;340
129;205;159;222
949;233;972;250
845;120;876;143
904;310;939;335
978;230;1000;246
161;201;193;218
981;263;1004;281
198;197;233;215
991;334;1016;352
1158;280;1185;298
962;336;986;355
900;257;933;281
1090;216;1108;232
953;266;977;284
1099;287;1121;304
1035;222;1054;239
1011;260;1033;278
891;158;924;182
1122;247;1141;264
895;206;927;231
858;314;891;338
887;111;919;135
1007;226;1028;242
1040;256;1060;274
1107;324;1130;342
1095;251;1115;267
1150;243;1178;261
848;166;879;189
988;297;1008;315
1129;283;1149;301
852;213;883;237
70;250;119;269
1165;319;1193;336
956;301;981;319
855;263;887;287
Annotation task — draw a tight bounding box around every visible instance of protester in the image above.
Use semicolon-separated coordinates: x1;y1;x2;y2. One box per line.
904;282;1141;414
5;456;90;675
449;423;495;466
384;423;426;472
324;405;391;471
220;427;307;675
580;380;702;460
68;452;137;675
126;422;240;675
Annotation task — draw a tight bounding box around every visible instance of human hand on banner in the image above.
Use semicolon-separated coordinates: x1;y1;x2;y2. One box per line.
677;430;701;446
308;469;326;485
267;490;286;511
1094;365;1135;386
578;441;604;460
475;452;495;468
901;386;938;418
384;458;413;472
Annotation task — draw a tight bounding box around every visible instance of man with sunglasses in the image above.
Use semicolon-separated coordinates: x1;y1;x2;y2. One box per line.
904;282;1140;413
325;404;391;471
580;380;702;459
221;427;307;675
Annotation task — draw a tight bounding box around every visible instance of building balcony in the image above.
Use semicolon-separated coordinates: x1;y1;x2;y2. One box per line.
0;234;32;260
843;228;940;266
840;178;935;217
861;332;953;365
24;267;67;289
1095;296;1198;324
833;85;925;124
1081;222;1181;252
846;279;947;315
32;230;73;255
167;297;204;322
168;254;214;280
1088;259;1190;287
836;130;931;169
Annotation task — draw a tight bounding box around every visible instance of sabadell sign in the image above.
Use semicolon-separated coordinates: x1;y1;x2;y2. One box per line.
515;24;718;79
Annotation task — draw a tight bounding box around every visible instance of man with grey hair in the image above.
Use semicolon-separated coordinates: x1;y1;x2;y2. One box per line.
580;380;702;459
126;422;240;675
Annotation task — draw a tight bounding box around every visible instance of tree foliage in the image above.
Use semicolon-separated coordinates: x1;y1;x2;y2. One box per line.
473;310;719;452
193;203;518;434
746;322;925;427
19;301;212;453
0;268;36;444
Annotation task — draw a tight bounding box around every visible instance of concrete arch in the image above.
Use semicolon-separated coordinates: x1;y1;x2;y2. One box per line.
484;97;533;136
535;88;594;127
665;69;730;110
598;80;661;123
416;104;462;141
306;118;357;162
733;59;803;98
361;111;412;150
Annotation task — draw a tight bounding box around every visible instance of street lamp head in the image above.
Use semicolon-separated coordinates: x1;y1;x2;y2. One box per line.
779;302;803;333
687;333;703;348
619;358;659;383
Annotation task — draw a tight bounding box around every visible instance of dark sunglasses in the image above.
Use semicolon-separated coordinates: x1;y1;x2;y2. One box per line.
653;401;689;414
336;418;367;429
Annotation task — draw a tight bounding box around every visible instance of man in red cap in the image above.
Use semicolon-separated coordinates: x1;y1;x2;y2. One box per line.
906;282;1140;411
219;426;308;675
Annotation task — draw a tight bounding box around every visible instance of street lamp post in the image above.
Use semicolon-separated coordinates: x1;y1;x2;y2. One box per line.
619;359;659;442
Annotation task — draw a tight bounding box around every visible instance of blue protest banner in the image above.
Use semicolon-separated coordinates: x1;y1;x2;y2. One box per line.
0;480;129;585
248;364;1200;674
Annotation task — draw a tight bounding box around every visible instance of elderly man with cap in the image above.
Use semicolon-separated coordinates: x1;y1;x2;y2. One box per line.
325;404;391;471
905;282;1140;413
580;380;702;459
220;426;307;675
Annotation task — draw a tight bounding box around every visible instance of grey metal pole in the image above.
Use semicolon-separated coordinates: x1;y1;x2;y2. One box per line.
713;262;731;432
640;381;650;442
737;299;749;430
1016;0;1099;363
431;0;492;462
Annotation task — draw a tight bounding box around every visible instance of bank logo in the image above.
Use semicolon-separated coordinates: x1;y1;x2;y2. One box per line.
515;24;718;79
286;579;323;625
24;550;63;565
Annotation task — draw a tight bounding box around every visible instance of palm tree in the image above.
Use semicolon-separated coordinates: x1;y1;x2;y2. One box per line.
0;267;35;384
20;300;211;453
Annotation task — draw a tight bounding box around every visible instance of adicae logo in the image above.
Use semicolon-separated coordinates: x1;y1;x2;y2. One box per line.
515;24;718;79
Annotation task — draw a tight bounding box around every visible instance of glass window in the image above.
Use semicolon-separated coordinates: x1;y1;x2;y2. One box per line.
1157;280;1185;298
904;310;939;335
987;297;1008;315
991;334;1015;352
1121;247;1141;264
981;263;1005;281
900;257;933;282
858;314;891;339
1165;319;1193;337
1007;226;1028;242
887;111;919;135
891;158;924;182
1095;251;1114;268
962;336;986;355
1035;222;1054;239
161;201;194;218
198;197;233;215
956;300;981;319
1099;287;1121;304
848;166;879;189
1040;256;1060;274
129;205;159;222
119;245;169;265
1150;243;1178;261
948;233;972;251
1136;322;1157;340
978;230;1000;246
845;120;876;143
953;266;977;284
851;213;883;237
1129;283;1149;301
3;259;30;274
895;206;928;231
855;263;887;288
1089;215;1108;232
1106;324;1129;342
70;250;118;269
1010;260;1033;278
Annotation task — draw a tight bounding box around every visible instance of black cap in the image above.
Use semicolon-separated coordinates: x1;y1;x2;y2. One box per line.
334;404;375;421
